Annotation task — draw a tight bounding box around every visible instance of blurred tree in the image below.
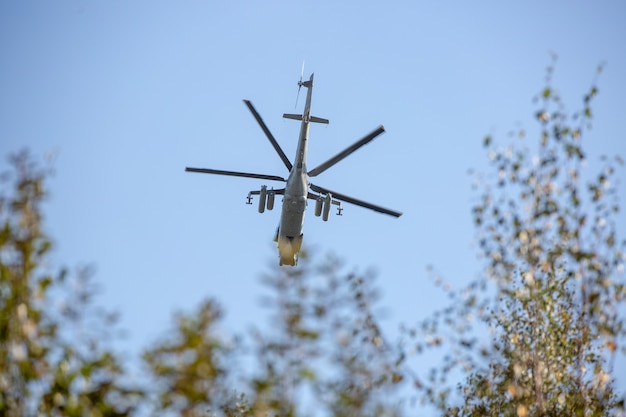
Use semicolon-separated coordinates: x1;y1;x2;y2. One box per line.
404;61;626;416
246;253;403;417
142;299;235;417
0;150;142;416
143;253;404;417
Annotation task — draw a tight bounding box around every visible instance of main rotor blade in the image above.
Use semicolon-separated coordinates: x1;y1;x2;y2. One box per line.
243;100;293;171
307;125;385;177
310;183;402;217
185;167;286;182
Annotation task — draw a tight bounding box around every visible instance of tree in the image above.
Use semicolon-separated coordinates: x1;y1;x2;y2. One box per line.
142;299;235;417
246;254;403;417
0;150;142;417
143;253;404;417
404;61;626;416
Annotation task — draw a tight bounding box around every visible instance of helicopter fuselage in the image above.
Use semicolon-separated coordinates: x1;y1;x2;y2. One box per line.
276;77;315;265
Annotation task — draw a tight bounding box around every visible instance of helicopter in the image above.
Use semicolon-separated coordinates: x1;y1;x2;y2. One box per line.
186;72;402;266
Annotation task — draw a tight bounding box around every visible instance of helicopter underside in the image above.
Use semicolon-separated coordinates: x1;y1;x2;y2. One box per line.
184;73;402;268
277;234;303;266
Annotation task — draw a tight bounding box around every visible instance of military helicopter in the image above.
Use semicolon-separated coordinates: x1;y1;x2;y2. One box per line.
186;72;402;266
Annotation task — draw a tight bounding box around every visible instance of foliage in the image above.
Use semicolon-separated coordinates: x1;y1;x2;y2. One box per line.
245;253;403;417
404;61;626;416
0;150;142;417
142;253;404;417
142;299;235;416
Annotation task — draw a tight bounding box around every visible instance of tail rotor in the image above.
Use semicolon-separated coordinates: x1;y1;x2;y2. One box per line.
295;61;305;108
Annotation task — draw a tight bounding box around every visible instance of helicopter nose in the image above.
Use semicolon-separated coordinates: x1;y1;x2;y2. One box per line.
277;235;302;266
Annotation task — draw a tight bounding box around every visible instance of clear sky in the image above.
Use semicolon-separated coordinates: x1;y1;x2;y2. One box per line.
2;0;625;404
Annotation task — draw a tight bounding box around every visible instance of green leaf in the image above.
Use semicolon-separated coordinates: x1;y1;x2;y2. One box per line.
298;367;316;381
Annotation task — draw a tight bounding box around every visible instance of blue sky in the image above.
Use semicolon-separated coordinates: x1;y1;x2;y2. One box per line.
2;0;625;403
